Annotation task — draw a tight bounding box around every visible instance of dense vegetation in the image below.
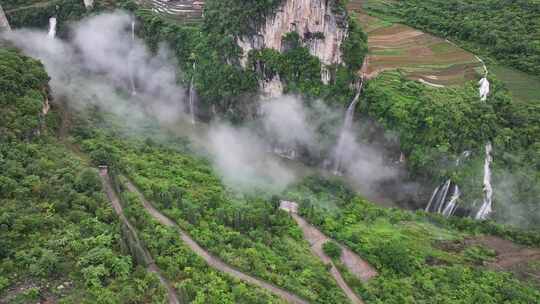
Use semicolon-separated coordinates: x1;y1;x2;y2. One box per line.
364;0;540;76
0;49;167;303
0;48;49;141
3;0;107;31
3;0;540;303
285;177;540;303
362;71;540;227
72;112;351;303
113;174;286;303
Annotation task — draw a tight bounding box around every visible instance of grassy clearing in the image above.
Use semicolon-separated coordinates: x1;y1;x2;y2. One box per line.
491;65;540;103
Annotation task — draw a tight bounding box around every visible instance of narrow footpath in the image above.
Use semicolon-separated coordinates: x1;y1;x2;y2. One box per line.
99;168;180;304
123;179;309;304
280;202;377;304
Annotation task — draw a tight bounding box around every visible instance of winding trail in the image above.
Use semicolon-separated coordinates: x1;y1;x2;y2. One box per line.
99;168;180;304
123;179;309;304
294;215;377;304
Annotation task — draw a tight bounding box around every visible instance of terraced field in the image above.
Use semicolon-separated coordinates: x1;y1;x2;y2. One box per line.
348;0;483;86
140;0;203;24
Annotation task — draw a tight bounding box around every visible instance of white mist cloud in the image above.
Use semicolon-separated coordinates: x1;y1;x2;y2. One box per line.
2;11;187;125
260;96;317;148
2;12;403;196
207;123;295;191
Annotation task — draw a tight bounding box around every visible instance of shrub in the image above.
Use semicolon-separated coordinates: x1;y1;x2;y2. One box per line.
323;241;342;259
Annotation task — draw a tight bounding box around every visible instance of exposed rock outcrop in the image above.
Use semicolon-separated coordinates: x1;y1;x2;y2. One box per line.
0;4;11;31
238;0;348;97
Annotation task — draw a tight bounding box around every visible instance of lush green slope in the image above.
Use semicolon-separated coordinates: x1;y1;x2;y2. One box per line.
363;71;540;227
0;48;292;304
285;177;540;303
72;112;351;304
0;49;167;303
364;0;540;76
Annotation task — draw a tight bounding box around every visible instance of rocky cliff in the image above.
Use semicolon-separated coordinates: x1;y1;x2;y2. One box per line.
0;4;11;31
237;0;348;97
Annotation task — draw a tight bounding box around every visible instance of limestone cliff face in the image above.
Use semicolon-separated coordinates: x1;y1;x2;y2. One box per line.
238;0;348;97
0;4;11;31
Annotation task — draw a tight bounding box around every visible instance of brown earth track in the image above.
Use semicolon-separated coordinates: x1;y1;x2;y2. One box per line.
466;236;540;271
123;179;309;304
290;213;377;304
99;169;181;304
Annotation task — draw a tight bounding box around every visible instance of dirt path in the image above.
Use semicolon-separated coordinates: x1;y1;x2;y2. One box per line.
291;214;375;304
123;180;309;304
99;169;180;304
466;236;540;271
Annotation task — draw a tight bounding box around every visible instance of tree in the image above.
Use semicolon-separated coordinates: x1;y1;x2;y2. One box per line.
322;241;342;259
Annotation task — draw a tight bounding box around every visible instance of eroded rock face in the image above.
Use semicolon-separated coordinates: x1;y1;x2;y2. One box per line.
0;4;11;31
238;0;348;97
240;0;346;66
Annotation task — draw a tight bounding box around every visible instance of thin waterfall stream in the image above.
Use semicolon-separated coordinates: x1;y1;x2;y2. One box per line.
475;57;494;220
48;17;57;39
188;63;197;124
128;19;137;96
333;76;365;175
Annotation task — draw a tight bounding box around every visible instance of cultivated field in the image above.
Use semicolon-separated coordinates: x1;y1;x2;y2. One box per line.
348;0;483;86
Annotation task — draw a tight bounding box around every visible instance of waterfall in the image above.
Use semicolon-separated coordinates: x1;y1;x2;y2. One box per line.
188;63;197;124
479;78;490;101
83;0;94;9
476;56;490;101
425;180;460;218
128;19;137;96
0;4;11;31
48;17;57;39
476;142;494;220
333;77;365;174
473;56;494;220
442;185;461;217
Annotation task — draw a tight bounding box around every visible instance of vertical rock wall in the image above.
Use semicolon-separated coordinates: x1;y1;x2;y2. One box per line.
0;4;11;31
238;0;348;97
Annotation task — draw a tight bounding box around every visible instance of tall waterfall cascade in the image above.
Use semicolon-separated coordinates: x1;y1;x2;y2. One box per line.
475;56;494;220
48;17;57;39
425;56;495;219
333;77;365;174
425;180;461;218
128;19;137;96
0;4;11;31
188;63;197;124
476;142;494;220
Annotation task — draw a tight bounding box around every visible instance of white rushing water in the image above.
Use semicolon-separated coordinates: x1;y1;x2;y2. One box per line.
0;4;11;31
188;63;197;124
474;56;494;220
442;185;461;217
479;77;490;101
476;142;494;220
476;56;490;101
48;17;57;39
333;78;365;174
83;0;94;9
128;19;137;96
425;179;461;218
